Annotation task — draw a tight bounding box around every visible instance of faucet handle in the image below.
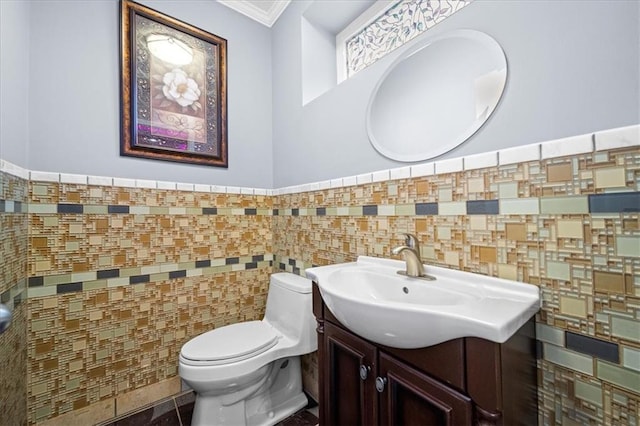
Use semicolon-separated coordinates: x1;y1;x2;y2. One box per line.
402;233;416;246
402;233;421;257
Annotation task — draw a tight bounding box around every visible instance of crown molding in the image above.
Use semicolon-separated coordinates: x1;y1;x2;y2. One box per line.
217;0;291;27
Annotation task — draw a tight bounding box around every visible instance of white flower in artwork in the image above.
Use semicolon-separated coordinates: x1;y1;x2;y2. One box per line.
162;68;201;107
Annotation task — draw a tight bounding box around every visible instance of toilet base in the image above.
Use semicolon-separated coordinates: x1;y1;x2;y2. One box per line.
246;391;308;426
190;357;308;426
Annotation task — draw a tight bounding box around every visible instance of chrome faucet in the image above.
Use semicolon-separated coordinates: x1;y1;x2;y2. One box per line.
392;233;436;280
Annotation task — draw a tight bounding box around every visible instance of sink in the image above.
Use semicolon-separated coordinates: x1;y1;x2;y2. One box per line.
305;256;540;349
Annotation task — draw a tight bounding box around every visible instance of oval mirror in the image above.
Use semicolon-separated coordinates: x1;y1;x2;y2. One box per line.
366;29;507;162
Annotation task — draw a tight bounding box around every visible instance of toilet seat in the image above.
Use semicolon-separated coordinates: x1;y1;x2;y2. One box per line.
180;321;279;366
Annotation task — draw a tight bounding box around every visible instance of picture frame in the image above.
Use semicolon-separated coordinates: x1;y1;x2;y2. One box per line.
120;0;228;167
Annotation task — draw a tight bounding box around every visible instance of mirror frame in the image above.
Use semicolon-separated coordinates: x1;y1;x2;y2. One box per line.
366;29;508;162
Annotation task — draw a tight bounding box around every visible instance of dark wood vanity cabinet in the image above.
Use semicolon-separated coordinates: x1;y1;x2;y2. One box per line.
378;352;473;425
324;322;377;426
313;284;537;426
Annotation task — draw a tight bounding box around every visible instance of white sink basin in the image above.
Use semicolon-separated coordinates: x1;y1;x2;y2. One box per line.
305;256;540;349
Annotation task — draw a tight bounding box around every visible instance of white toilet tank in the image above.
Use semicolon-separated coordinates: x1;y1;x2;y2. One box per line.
264;273;317;354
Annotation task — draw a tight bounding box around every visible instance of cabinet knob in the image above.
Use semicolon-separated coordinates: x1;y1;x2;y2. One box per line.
375;376;387;392
359;365;370;380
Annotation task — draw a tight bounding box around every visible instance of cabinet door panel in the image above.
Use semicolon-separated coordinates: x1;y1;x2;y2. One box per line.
384;339;465;391
324;322;377;426
379;352;472;426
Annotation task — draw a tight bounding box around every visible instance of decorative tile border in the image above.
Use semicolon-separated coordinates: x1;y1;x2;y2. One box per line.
538;325;628;368
589;192;640;213
0;199;26;213
275;255;316;276
18;192;640;218
277;192;638;217
8;192;635;221
2;125;636;197
0;279;27;311
26;254;273;298
27;202;273;216
565;331;619;363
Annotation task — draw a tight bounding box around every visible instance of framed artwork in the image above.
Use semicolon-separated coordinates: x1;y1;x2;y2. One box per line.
120;0;228;167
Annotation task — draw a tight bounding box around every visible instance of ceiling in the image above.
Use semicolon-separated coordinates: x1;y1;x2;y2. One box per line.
217;0;292;27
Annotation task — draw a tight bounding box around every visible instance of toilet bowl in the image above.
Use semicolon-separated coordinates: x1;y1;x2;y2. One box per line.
179;272;317;426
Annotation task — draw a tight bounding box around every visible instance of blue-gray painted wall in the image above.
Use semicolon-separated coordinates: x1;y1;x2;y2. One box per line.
272;0;640;187
1;0;638;188
9;0;273;187
1;0;31;167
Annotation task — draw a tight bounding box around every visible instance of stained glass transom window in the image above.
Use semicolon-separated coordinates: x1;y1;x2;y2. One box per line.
345;0;473;77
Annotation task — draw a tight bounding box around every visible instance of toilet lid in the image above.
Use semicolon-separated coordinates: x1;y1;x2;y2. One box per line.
181;321;279;364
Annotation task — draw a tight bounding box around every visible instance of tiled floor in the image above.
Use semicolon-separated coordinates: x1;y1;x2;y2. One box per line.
99;391;319;426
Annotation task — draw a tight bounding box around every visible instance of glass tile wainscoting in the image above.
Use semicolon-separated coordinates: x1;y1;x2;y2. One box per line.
0;124;637;425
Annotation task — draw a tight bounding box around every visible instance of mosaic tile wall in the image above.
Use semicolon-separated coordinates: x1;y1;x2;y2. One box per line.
2;135;638;425
346;0;472;77
0;170;29;425
28;269;271;423
273;146;640;425
1;171;28;298
26;184;275;424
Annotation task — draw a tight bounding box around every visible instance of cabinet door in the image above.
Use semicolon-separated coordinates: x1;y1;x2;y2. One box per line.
324;322;377;426
378;352;472;426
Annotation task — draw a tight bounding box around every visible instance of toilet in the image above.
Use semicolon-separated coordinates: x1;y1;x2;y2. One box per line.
178;272;317;426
